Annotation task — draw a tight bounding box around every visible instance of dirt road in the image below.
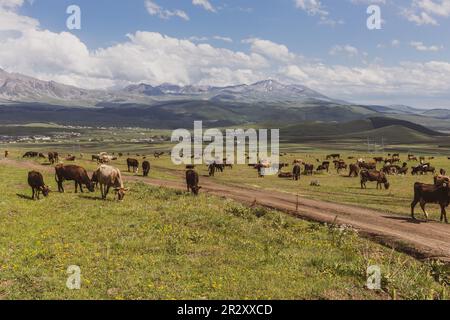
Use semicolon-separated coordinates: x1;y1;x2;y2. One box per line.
3;158;450;262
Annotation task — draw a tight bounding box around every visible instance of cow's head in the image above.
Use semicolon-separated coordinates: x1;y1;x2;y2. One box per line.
192;186;202;195
87;181;95;193
115;187;129;201
41;185;50;197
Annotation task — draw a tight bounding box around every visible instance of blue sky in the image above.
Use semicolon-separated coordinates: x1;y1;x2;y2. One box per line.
2;0;450;108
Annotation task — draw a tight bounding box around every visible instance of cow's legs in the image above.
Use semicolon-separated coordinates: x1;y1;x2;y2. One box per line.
79;184;84;193
411;199;418;220
105;186;110;198
31;188;35;200
100;184;105;199
440;205;448;223
419;200;429;220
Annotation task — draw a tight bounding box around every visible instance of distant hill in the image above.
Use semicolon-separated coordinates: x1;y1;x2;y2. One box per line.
281;117;446;144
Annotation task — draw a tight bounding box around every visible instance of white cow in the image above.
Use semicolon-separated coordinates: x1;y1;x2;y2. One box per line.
93;165;128;200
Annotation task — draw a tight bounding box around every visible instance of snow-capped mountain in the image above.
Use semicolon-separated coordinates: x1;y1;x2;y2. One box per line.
122;79;341;104
0;68;342;106
0;68;94;104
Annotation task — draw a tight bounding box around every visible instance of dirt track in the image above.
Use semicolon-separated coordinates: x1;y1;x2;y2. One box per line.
3;158;450;262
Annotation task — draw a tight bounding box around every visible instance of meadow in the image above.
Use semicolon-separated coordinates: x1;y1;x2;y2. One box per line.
0;127;449;299
0;162;447;300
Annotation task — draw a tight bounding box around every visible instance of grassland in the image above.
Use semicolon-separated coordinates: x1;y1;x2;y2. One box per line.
0;126;449;299
0;162;447;300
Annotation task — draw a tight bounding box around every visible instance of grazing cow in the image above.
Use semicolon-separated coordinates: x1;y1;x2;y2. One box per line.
408;155;418;162
65;155;76;161
208;162;216;177
142;161;150;177
23;151;38;158
292;164;301;181
93;165;128;200
348;164;360;177
358;161;376;170
154;152;164;158
48;152;59;165
304;164;314;176
326;154;340;160
373;157;384;163
411;182;449;223
28;171;50;200
397;163;409;175
360;170;390;190
92;155;100;162
55;164;94;193
127;158;139;174
4;150;8;158
336;162;348;174
412;164;435;175
186;169;201;195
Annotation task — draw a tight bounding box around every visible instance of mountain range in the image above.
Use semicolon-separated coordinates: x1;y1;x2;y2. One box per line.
1;68;450;132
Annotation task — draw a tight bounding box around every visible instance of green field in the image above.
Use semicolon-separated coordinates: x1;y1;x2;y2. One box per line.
1;126;449;300
0;162;447;300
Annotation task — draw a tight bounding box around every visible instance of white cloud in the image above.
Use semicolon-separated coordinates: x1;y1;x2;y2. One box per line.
402;0;450;26
144;0;189;21
329;45;359;57
294;0;344;26
192;0;216;12
410;41;443;51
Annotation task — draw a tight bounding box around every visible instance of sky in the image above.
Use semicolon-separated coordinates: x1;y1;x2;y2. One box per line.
1;0;450;108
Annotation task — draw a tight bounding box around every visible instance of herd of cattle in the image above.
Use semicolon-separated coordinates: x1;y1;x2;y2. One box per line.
3;150;450;223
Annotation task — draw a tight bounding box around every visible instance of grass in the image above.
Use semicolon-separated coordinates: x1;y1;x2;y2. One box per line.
0;163;447;300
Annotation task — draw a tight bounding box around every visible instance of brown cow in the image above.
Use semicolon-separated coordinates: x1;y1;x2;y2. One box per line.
186;169;201;195
28;171;50;200
292;164;301;181
55;164;94;193
4;150;8;158
360;170;390;190
304;164;314;176
411;182;449;223
348;164;359;177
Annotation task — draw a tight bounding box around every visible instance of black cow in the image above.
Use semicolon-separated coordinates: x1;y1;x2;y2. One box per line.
28;171;50;200
292;164;301;181
142;161;151;177
186;169;201;195
127;158;139;173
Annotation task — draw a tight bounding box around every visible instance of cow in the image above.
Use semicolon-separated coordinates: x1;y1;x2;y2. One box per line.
408;155;418;162
48;152;59;165
304;164;314;176
38;153;46;159
127;158;139;174
93;165;128;200
65;155;76;161
411;182;449;223
317;161;330;172
154;152;164;158
326;154;340;160
4;150;8;158
336;162;348;174
292;164;301;181
373;157;384;163
186;169;201;195
412;164;435;175
23;151;38;158
55;164;94;193
208;162;216;177
28;171;50;200
142;161;150;177
358;161;377;170
360;170;390;190
348;164;360;177
92;155;100;162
